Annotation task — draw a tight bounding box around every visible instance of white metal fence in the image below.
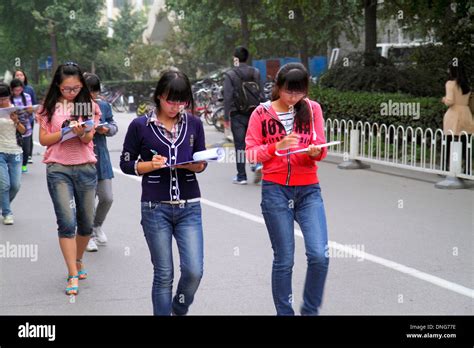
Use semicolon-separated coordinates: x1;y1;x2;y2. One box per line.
324;118;474;184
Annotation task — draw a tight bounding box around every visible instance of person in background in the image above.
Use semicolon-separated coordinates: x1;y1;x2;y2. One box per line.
224;46;264;185
10;78;33;173
442;59;473;172
0;83;26;225
14;70;37;164
84;73;118;252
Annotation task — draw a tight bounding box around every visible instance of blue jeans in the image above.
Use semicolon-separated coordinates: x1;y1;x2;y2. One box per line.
261;180;329;315
46;163;97;238
0;152;22;217
141;201;204;316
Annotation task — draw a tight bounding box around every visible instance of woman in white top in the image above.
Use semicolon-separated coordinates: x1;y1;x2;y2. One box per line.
0;83;26;225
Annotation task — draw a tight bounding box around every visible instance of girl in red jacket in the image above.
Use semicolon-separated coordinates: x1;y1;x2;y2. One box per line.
246;63;329;315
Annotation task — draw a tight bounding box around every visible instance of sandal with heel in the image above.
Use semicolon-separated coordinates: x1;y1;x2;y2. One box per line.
76;259;88;280
66;275;79;295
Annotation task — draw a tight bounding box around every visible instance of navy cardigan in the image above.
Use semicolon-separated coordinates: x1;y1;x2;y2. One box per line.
120;112;207;202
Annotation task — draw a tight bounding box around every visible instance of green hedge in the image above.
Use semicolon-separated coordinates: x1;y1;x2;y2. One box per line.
309;86;446;131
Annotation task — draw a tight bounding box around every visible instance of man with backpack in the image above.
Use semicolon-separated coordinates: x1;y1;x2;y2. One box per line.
224;46;264;185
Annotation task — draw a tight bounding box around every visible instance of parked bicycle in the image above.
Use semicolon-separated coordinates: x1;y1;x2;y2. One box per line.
102;86;129;113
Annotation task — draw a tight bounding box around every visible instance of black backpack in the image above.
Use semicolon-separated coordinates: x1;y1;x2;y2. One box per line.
226;67;263;115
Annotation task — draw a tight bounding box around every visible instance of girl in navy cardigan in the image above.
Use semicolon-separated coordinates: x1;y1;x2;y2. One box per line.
120;70;207;315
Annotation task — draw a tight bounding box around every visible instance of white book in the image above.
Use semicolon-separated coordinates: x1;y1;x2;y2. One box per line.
154;147;225;167
275;141;342;156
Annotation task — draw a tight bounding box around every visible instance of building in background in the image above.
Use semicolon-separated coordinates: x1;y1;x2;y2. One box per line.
102;0;172;44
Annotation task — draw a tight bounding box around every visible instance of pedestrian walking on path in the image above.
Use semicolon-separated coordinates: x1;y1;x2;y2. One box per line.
246;63;330;315
84;73;118;252
224;46;265;185
10;78;33;173
38;62;101;296
14;69;37;164
0;83;26;225
120;69;207;315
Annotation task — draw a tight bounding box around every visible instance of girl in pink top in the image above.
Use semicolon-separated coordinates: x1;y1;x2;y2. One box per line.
38;62;100;296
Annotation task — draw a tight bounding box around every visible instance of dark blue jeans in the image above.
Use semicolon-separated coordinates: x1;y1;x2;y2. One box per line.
141;201;204;316
261;180;329;315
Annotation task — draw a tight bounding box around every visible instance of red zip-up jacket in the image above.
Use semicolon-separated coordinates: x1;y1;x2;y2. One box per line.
245;99;327;186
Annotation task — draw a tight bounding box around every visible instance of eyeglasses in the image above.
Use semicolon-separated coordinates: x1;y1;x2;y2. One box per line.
163;99;188;107
281;90;306;97
64;61;78;67
60;86;82;94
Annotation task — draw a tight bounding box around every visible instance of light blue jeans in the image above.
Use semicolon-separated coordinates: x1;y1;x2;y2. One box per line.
0;152;22;217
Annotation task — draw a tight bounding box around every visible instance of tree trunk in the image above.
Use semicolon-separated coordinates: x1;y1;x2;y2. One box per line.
364;0;377;65
49;20;58;72
238;0;251;62
296;8;309;70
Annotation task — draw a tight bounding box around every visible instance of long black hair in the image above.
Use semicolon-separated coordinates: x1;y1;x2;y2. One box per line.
271;62;310;128
153;69;194;115
41;62;93;122
10;78;27;106
448;59;471;95
14;69;29;86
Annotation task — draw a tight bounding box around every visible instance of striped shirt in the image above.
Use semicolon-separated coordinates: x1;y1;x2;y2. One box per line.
39;102;101;165
276;110;295;135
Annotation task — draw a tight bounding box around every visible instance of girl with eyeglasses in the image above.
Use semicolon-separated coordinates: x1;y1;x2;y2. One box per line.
246;62;330;315
37;62;101;296
120;69;207;315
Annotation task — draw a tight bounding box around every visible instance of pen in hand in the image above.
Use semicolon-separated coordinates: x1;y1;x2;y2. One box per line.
150;149;168;169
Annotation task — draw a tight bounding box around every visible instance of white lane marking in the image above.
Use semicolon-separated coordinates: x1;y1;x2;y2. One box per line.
32;141;474;299
111;167;473;299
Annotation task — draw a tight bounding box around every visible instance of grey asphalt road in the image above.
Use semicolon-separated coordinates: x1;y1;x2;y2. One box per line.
0;111;472;315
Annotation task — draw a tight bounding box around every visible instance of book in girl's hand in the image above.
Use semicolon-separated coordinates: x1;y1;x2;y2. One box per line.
0;105;40;118
60;119;95;143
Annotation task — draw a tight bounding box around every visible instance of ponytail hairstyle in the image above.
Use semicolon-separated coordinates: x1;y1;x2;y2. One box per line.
271;62;310;129
10;78;27;106
41;62;93;122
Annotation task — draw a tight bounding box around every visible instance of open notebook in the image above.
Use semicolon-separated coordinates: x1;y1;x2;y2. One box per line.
0;105;41;118
60;120;95;143
153;147;226;167
275;141;341;156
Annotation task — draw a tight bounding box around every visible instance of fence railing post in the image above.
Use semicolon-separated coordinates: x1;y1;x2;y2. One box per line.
338;129;370;170
435;140;467;189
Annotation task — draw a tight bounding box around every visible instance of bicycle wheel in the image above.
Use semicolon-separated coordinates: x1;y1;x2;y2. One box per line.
212;107;225;132
204;108;215;126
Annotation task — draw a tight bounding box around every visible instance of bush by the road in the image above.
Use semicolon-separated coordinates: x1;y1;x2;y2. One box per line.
310;86;446;130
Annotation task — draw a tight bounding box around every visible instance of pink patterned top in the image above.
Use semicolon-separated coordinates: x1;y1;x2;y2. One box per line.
38;101;101;165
